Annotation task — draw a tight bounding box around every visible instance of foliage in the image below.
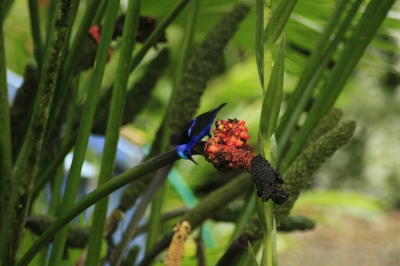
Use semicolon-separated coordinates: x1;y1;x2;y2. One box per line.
0;0;398;265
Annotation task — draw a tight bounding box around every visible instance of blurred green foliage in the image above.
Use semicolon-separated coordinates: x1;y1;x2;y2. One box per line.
1;0;399;265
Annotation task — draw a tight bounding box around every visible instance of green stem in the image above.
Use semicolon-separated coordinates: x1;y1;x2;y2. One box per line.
93;0;108;24
43;0;99;148
171;0;200;92
47;1;120;264
0;26;12;231
264;200;276;266
0;0;72;264
255;0;276;266
229;190;255;244
48;78;78;216
112;165;173;265
275;0;351;159
85;1;141;265
32;134;76;200
28;0;43;74
146;182;167;252
17;150;179;266
45;0;57;45
129;0;192;71
280;0;395;171
262;0;272;91
146;0;200;253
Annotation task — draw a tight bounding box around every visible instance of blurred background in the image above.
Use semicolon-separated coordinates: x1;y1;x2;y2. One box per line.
4;0;400;265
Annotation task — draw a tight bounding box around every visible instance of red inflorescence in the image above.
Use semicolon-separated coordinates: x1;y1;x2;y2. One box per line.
203;118;289;204
89;25;113;62
204;119;255;173
89;25;102;44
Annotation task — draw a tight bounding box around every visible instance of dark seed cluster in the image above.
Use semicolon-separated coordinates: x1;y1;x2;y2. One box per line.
249;155;289;205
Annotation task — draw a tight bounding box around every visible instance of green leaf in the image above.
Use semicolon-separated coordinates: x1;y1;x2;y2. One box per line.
255;0;264;86
275;0;357;159
280;0;395;171
247;241;259;266
260;35;285;148
263;0;298;47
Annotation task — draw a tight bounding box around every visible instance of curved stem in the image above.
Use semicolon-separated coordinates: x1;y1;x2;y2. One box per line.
85;1;141;264
17;150;179;266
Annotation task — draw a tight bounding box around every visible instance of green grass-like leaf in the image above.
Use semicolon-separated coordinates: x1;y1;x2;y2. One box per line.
247;241;259;266
260;35;284;148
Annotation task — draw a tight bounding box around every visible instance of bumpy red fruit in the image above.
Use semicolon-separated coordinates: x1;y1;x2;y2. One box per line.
203;118;289;204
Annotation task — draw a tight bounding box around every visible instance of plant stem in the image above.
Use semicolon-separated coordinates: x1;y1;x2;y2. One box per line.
275;0;350;160
280;0;395;171
0;0;72;264
47;1;120;264
0;25;12;232
129;0;192;71
146;0;200;253
28;0;43;74
112;165;173;265
85;1;141;265
17;150;180;266
43;0;99;148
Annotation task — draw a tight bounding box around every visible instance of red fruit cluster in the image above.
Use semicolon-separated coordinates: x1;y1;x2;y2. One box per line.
203;118;289;204
204;119;255;173
89;25;113;62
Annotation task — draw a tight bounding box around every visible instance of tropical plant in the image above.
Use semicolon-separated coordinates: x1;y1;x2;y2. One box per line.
0;0;397;265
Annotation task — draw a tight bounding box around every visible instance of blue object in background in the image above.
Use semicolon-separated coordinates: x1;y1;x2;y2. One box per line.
7;69;23;101
8;70;216;264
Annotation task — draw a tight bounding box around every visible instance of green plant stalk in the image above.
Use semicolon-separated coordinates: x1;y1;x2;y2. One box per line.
280;0;395;171
255;135;271;266
168;2;251;135
0;31;12;230
38;0;80;152
183;174;254;229
141;174;254;266
263;0;298;47
1;0;13;18
146;0;200;253
255;0;265;87
145;123;170;252
0;0;72;264
229;190;255;244
258;147;280;265
262;0;272;91
43;0;99;147
35;48;169;197
45;0;57;44
129;0;192;72
32;133;76;200
247;241;259;266
86;0;194;137
85;1;141;265
274;120;357;224
48;79;79;216
0;0;9;218
40;79;78;265
260;35;284;152
258;17;285;266
112;165;172;265
93;0;108;24
275;0;355;158
47;1;120;265
28;0;43;74
146;181;167;252
17;150;180;266
171;0;200;98
264;200;277;266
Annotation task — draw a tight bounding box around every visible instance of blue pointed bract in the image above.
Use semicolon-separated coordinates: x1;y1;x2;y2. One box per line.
176;103;227;164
